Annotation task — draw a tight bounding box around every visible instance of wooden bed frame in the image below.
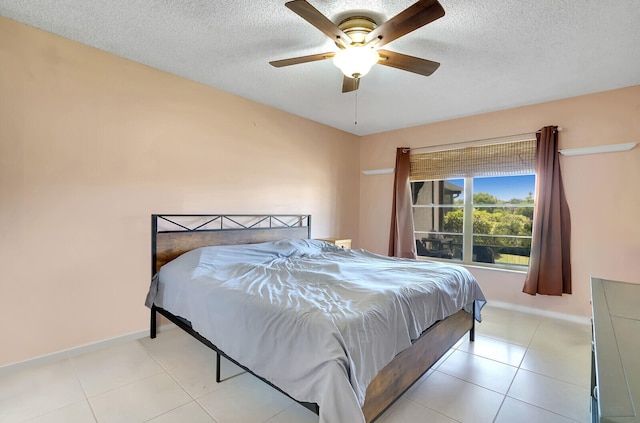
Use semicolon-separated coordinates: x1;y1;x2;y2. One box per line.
149;214;475;423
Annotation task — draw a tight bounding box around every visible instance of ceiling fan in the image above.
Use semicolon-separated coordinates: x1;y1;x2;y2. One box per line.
270;0;445;93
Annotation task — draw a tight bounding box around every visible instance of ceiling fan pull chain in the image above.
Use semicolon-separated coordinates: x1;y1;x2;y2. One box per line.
354;86;358;125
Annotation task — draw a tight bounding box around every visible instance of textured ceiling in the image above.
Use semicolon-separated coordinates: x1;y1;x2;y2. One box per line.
1;0;639;136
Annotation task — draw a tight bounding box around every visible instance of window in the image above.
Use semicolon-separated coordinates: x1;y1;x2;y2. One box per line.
410;140;536;268
412;179;464;260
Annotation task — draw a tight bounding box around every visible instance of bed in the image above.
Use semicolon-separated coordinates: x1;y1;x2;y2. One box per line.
145;214;486;423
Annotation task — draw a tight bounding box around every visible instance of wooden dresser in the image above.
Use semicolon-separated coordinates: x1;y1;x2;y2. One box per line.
590;277;640;423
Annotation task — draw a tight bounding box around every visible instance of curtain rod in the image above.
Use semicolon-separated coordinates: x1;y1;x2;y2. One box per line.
405;127;563;153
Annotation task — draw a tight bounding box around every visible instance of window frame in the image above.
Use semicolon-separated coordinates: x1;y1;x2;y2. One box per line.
412;175;535;270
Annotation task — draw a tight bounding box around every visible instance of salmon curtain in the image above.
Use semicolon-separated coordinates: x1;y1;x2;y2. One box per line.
389;147;417;259
523;126;572;295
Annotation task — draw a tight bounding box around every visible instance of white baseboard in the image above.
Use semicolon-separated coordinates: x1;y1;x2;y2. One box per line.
0;323;176;377
487;301;591;325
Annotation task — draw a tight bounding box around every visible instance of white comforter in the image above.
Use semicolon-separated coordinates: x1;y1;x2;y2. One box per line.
146;239;486;423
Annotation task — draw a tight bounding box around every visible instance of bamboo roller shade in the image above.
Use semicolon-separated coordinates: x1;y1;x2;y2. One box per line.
410;139;536;181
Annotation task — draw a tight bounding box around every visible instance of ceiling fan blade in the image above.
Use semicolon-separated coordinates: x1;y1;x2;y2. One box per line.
285;0;352;47
270;52;336;67
341;76;360;93
377;50;440;76
365;0;445;48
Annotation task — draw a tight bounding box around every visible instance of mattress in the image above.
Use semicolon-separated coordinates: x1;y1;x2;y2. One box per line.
145;238;486;423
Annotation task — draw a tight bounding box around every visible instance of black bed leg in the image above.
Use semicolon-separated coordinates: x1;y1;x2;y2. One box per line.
216;352;221;383
469;311;475;342
150;305;157;339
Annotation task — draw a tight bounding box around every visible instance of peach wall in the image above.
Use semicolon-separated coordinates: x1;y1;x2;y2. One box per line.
2;14;638;367
360;86;640;317
0;17;360;366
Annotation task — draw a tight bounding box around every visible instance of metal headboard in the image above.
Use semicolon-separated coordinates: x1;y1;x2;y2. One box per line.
151;214;311;274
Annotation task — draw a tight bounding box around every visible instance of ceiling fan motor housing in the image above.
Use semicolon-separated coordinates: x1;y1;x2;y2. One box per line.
337;16;377;46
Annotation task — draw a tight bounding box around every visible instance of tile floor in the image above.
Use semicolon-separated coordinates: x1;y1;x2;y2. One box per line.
0;305;592;422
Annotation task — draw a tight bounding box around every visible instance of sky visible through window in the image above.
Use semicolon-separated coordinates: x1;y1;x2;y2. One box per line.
472;174;535;202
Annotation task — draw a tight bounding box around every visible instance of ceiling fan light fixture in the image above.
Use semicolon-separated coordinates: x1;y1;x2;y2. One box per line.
272;0;446;93
333;47;380;79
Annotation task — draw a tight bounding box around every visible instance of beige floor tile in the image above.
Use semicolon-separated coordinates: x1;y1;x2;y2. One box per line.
495;397;579;423
89;373;191;423
437;349;518;394
480;306;541;324
167;362;224;399
162;350;244;399
264;404;319;423
432;347;455;369
476;308;541;346
408;371;504;423
529;318;591;354
0;359;85;423
520;345;591;388
377;398;457;423
402;367;435;398
138;328;211;371
147;401;218;423
23;400;96;423
508;369;590;422
162;356;220;399
140;329;245;398
197;373;295;423
217;358;245;382
457;334;527;367
71;341;163;397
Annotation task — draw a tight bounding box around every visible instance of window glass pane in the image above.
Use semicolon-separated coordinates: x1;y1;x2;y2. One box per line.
472;175;535;266
416;234;463;260
412;178;464;261
411;179;464;206
413;206;463;234
473;235;531;266
473;175;535;204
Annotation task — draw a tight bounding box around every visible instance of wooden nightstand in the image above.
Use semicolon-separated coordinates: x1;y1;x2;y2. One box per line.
318;238;351;249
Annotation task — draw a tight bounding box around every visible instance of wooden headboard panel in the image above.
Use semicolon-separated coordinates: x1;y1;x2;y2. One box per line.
151;214;311;274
